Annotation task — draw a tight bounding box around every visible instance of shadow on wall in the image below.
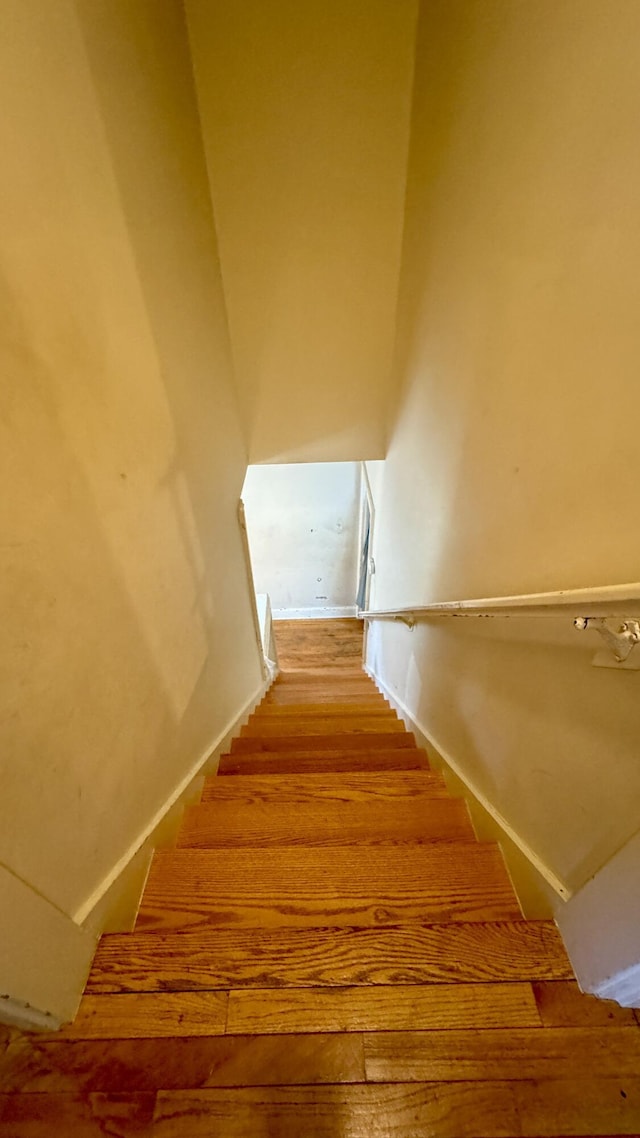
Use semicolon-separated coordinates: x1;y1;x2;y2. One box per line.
0;0;262;923
0;267;186;916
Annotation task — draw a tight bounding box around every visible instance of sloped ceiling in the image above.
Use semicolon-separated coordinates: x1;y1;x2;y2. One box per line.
186;0;417;463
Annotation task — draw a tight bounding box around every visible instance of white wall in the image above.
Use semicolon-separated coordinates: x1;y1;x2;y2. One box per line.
556;828;640;1006
185;0;417;464
0;0;262;1020
243;463;361;616
368;0;640;906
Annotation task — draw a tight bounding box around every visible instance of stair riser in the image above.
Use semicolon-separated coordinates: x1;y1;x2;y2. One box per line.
218;753;429;775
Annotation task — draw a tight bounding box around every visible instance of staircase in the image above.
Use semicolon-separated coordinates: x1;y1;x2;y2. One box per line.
2;619;640;1136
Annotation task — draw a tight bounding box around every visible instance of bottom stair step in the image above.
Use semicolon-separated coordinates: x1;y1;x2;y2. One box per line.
48;981;541;1040
87;921;572;993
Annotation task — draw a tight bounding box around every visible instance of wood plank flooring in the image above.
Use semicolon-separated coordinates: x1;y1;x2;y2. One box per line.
2;618;638;1136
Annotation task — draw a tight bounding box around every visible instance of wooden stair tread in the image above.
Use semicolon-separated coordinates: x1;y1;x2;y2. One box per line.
218;750;428;775
269;675;371;684
177;797;473;847
48;982;540;1041
240;716;406;737
87;920;572;994
230;731;416;753
48;992;228;1040
201;770;448;804
7;617;632;1138
262;691;387;705
253;702;392;715
136;843;522;931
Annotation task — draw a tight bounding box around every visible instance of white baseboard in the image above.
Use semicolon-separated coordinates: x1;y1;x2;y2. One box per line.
73;676;271;928
365;664;571;903
0;865;97;1029
594;962;640;1007
272;606;358;620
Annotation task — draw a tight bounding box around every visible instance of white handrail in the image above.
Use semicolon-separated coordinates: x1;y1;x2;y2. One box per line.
359;581;640;622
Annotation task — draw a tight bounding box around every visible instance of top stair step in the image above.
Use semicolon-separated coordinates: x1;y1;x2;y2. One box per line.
271;673;374;687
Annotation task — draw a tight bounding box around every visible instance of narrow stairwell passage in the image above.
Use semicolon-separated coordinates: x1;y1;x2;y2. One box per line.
2;619;640;1135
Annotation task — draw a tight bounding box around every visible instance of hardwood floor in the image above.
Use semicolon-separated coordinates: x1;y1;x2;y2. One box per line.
2;618;639;1136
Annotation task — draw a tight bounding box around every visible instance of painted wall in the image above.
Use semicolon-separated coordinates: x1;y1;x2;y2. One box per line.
242;464;361;616
0;0;262;996
556;827;640;1006
368;1;640;898
185;0;417;464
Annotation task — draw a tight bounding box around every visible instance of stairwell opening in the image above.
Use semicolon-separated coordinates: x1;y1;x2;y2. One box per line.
241;460;381;623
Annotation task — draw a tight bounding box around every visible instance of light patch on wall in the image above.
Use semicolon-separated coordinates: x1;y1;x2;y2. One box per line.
242;462;362;615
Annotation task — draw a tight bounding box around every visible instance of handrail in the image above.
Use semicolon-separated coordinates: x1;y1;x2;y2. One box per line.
359;581;640;622
359;582;640;664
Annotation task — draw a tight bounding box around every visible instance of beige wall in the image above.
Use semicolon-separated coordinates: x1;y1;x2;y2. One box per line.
185;0;417;464
368;1;640;896
243;463;361;615
0;0;262;953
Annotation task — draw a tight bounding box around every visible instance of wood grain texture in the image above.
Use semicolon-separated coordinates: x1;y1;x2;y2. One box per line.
252;696;391;714
268;680;375;695
176;796;473;848
240;716;406;737
201;771;447;805
150;1082;520;1137
218;748;428;776
7;615;635;1137
87;921;572;994
271;668;374;681
273;619;365;672
0;1092;156;1137
364;1026;640;1081
230;732;416;753
0;1034;364;1092
532;982;638;1028
6;1081;640;1138
48;992;228;1040
225;981;541;1035
262;689;386;705
136;843;522;932
152;1080;640;1136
